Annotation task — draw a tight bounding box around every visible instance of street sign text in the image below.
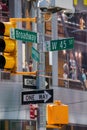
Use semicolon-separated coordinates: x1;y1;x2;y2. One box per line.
50;37;74;51
10;28;37;43
23;75;36;89
22;89;53;104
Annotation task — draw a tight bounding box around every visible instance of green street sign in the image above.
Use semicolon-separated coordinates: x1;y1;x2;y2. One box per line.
32;47;40;62
10;28;37;43
50;37;74;51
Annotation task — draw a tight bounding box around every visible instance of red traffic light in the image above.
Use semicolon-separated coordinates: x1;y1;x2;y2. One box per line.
0;22;5;36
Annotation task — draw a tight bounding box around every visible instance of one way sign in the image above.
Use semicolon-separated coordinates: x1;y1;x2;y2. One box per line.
21;89;53;104
23;75;36;89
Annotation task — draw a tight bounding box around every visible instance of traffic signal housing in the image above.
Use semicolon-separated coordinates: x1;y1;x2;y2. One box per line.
46;100;69;125
0;22;17;73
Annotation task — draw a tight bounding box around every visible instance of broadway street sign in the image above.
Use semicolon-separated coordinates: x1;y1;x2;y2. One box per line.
10;28;37;43
22;89;53;104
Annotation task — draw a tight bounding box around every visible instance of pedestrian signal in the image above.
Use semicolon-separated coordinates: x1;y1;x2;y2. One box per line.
46;100;69;125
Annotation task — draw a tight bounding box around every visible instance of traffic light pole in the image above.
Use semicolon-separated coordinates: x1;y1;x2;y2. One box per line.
12;0;22;81
51;13;58;86
37;1;46;130
30;3;37;71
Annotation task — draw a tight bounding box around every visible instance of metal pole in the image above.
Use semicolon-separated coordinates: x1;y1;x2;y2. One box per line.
31;1;38;71
37;1;46;130
51;12;58;86
50;0;58;87
37;3;45;90
14;0;22;81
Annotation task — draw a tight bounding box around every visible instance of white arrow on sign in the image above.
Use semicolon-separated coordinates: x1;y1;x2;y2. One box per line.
45;81;48;87
23;91;51;103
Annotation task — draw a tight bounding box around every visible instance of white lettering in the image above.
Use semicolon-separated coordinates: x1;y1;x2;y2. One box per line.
63;40;66;49
15;29;37;42
51;42;57;50
24;94;35;101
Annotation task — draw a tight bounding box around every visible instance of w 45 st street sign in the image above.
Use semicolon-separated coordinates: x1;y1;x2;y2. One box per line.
43;37;74;52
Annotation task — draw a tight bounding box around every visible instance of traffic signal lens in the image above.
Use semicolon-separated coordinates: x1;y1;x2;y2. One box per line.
0;39;5;52
0;22;5;36
0;55;6;69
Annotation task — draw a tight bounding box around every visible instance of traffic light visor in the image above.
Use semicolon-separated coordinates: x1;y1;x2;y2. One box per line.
0;22;5;36
0;39;5;52
0;22;16;36
0;55;6;69
0;54;16;70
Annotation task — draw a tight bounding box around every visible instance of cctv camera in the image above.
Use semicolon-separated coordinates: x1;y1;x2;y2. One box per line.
38;0;49;12
37;0;61;13
62;9;75;19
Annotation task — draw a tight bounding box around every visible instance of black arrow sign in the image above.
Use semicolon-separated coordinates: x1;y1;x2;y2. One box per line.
21;89;53;104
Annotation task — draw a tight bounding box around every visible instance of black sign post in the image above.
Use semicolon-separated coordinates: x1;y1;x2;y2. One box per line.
21;89;53;104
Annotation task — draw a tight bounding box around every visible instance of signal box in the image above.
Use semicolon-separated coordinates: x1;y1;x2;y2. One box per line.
0;22;17;73
46;100;69;125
